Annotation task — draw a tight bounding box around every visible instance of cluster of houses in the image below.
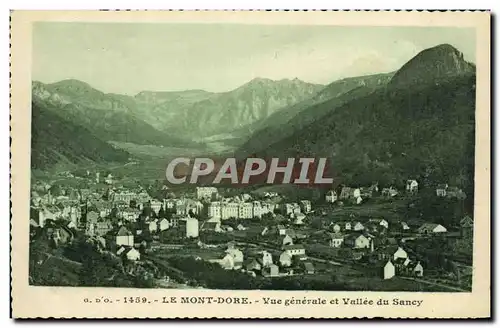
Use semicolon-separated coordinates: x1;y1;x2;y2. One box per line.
206;194;311;224
326;180;466;205
30;172;473;286
209;241;314;278
324;180;417;205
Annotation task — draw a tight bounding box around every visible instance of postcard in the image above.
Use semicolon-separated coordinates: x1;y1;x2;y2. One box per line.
10;10;491;319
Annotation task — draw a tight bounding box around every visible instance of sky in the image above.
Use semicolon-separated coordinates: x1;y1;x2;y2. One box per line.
32;23;476;95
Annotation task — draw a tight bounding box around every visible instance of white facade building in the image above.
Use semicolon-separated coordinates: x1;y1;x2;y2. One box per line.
186;217;199;238
196;187;218;200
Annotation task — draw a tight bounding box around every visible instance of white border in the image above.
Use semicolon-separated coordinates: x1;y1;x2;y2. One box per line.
4;0;497;326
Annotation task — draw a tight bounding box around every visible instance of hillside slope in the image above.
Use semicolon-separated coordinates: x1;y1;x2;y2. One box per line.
31;101;131;169
174;78;324;138
237;73;394;156
244;45;476;189
32;81;201;148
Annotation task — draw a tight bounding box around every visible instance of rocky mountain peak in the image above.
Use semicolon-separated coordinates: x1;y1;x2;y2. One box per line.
389;43;475;87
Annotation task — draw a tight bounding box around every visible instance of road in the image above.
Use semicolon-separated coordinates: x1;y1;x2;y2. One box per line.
401;276;468;292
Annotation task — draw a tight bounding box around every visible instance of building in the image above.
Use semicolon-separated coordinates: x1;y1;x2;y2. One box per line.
95;220;113;236
325;190;338;203
436;184;449;197
302;262;315;274
164;199;176;210
340;187;361;200
48;225;74;247
137;191;151;204
208;202;222;220
282;203;301;216
94;201;112;218
406;180;419;194
113;191;137;204
331;223;341;233
282;234;294;246
383;260;396;279
353;222;365;231
262;264;279;277
283;244;306;258
238;202;253;219
279;252;292;267
69;206;82;227
116;226;134;247
359;187;374;199
277;225;287;236
329;233;344;248
412;261;424;277
221;202;239;220
245;259;262;272
196;187;218;200
299;200;312;213
252;201;263;218
460;215;473;238
150;200;163;215
201;219;222;233
446;186;466;199
400;222;410;231
148;220;158;233
186;217;199;238
344;233;370;249
121;208;140;222
33;207;55;228
417;223;447;234
381;187;398;198
259;251;273;267
219;253;236;270
224;245;244;269
159;218;171;231
393;246;408;261
104;173;113;185
294;213;306;225
376;219;389;229
117;246;141;261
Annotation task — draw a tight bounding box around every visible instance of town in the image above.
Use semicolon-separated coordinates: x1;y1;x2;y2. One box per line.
29;168;474;291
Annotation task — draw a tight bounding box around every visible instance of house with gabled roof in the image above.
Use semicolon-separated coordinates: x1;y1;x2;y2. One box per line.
117;246;141;261
417;223;447;234
460;215;473;238
344;233;371;249
302;262;315;274
116;226;134;247
279;251;292;267
383;260;395;279
325;190;338;203
329;233;344;248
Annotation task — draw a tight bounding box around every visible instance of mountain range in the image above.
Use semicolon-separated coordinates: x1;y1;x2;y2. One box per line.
31;43;476;189
237;44;476;191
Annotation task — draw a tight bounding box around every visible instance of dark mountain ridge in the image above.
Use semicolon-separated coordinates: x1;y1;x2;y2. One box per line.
389;43;475;87
31;100;131;169
237;72;394;157
32;81;202;148
238;44;476;190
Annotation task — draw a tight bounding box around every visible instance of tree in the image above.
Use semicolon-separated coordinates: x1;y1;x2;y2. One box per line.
158;205;166;219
